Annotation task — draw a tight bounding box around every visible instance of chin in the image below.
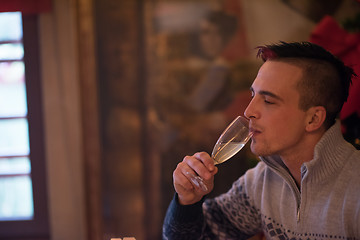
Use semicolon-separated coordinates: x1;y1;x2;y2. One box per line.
250;142;273;157
250;143;261;156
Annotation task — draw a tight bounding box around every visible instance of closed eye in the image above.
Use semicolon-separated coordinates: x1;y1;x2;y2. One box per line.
249;87;282;106
250;87;284;103
264;99;274;104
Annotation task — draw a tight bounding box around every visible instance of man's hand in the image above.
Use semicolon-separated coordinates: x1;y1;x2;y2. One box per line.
173;152;218;205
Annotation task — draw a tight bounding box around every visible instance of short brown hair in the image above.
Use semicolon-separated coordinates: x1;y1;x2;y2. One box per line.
256;41;356;129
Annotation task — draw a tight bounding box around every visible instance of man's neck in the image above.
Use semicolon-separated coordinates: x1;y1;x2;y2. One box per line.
280;130;325;187
281;155;309;188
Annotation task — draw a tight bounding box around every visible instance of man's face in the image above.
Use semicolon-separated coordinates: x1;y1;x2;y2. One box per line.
244;60;308;158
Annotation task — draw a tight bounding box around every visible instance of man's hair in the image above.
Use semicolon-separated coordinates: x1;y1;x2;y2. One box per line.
256;41;356;129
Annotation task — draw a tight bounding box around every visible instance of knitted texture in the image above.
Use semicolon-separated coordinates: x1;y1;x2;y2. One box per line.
163;121;360;239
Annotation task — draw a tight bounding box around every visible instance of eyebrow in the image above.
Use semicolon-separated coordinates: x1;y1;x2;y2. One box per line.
250;87;284;102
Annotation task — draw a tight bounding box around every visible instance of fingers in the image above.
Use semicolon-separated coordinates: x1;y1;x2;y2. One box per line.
173;161;195;191
184;152;215;181
173;162;203;205
172;152;218;205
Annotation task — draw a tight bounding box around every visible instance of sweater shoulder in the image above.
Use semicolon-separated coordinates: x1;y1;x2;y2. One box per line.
229;161;271;203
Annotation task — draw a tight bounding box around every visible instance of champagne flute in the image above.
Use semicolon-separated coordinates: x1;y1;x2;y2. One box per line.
188;116;252;191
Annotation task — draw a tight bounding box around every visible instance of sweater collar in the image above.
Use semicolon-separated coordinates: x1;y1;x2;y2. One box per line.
303;120;354;183
261;120;355;183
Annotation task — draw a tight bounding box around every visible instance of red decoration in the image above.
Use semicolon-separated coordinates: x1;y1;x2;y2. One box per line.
0;0;51;14
310;15;360;121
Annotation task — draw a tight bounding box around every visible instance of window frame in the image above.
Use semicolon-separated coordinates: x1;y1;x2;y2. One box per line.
0;14;50;239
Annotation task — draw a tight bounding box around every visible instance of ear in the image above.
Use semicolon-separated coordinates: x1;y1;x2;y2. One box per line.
305;106;326;132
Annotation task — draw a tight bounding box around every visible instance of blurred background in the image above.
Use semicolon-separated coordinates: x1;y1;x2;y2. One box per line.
0;0;359;239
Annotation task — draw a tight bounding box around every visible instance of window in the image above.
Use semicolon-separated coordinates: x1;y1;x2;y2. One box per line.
0;12;49;239
0;11;33;221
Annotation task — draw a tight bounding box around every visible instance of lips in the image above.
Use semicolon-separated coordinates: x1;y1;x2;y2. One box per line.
249;126;262;136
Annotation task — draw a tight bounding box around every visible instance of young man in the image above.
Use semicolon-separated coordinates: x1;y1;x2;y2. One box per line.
162;42;360;239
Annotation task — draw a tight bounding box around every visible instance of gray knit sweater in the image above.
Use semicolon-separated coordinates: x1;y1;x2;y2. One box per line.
163;121;360;239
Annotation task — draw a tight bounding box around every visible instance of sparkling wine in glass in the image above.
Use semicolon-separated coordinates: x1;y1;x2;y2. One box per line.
189;116;252;191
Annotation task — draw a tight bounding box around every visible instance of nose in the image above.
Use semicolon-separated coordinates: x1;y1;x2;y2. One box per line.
244;97;258;119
